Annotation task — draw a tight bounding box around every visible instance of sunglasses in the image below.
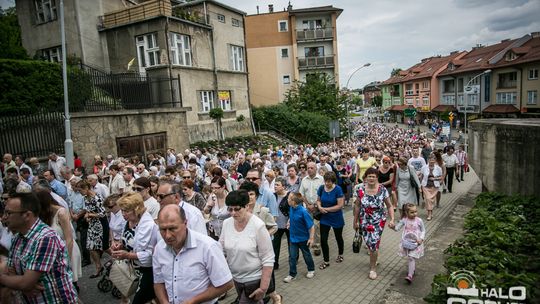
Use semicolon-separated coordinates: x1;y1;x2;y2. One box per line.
227;206;243;212
157;193;174;200
246;177;260;182
133;186;145;192
299;166;306;169
182;176;191;179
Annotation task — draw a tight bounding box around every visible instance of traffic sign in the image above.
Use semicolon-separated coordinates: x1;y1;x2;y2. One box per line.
329;120;340;138
404;108;417;117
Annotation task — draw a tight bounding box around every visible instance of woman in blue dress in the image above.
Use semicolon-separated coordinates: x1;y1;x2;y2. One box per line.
316;171;345;270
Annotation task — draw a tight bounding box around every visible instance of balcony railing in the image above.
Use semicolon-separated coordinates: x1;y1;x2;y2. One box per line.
298;56;334;69
296;28;333;41
99;0;172;29
497;81;517;89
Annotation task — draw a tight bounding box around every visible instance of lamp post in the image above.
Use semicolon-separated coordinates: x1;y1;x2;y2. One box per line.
463;69;491;151
345;63;371;141
60;0;74;168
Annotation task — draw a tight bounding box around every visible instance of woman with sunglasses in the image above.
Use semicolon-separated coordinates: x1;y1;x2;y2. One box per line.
220;190;277;304
204;176;230;240
378;156;395;208
297;162;308;180
104;194;125;253
133;177;160;220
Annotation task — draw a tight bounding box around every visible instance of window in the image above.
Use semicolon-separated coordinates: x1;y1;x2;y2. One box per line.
505;52;517;61
468;94;479;105
443;79;455;93
232;18;240;27
529;68;539;80
484;74;491;103
281;48;289;58
496;92;517;104
217;14;225;23
405;98;413;105
218;91;232;111
468;76;479;85
442;95;456;105
528;90;538;105
458;94;464;105
422;96;429;105
422;81;429;89
283;75;290;84
136;33;159;71
497;72;517;88
35;0;57;23
305;46;324;57
302;19;322;30
457;78;464;92
41;46;61;63
415;83;419;93
405;83;413;96
278;20;288;32
230;45;244;72
169;33;191;66
200;91;214;112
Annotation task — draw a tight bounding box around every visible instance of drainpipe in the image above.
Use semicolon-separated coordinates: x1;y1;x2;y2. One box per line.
209;24;221;139
243;14;256;136
518;67;523;117
165;17;178;107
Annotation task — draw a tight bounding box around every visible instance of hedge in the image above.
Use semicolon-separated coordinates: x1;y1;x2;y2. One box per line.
425;192;540;303
252;104;331;145
0;59;92;114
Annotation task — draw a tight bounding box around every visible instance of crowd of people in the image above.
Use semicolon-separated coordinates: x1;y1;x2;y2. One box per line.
0;122;469;304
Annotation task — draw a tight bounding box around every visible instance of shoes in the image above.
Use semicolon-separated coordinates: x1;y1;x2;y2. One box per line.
443;189;447;193
313;249;321;256
89;266;104;279
426;217;432;221
319;262;330;270
449;190;452;193
335;255;344;263
306;271;315;279
272;294;282;304
405;275;413;284
369;270;377;280
283;275;296;283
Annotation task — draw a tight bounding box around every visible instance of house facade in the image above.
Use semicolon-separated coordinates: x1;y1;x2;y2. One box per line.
245;4;342;106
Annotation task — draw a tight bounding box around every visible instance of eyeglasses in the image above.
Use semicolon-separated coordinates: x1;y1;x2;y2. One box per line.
2;209;28;217
156;193;175;200
299;166;306;169
383;161;390;164
182;176;191;179
245;177;260;182
133;186;145;192
227;206;243;212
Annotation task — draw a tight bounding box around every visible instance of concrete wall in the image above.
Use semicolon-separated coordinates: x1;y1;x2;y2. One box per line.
71;108;190;168
469;118;540;196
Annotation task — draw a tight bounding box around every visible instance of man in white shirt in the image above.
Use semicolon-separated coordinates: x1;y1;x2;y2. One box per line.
442;147;459;193
407;148;426;176
87;174;109;199
48;152;67;182
14;155;32;176
108;165;125;195
156;182;207;235
123;167;135;192
298;161;324;256
153;204;233;304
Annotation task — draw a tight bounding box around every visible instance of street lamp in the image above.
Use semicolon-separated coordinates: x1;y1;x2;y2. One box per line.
60;0;74;168
463;69;491;151
345;63;371;141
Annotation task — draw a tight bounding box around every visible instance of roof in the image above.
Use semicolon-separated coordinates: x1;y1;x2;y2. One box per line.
176;0;247;16
388;105;415;111
483;105;520;113
401;52;465;82
438;38;518;77
381;75;403;85
289;5;343;17
432;105;457;112
489;35;540;69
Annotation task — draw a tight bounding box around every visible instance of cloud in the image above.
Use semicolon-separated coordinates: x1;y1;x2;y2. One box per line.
483;1;540;32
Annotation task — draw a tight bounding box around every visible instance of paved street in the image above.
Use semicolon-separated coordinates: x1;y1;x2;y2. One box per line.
78;169;478;304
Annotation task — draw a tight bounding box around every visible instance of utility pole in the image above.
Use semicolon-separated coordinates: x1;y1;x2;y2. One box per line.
60;0;74;168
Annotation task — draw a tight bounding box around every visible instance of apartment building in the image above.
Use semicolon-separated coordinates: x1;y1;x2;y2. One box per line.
245;4;343;106
15;0;253;146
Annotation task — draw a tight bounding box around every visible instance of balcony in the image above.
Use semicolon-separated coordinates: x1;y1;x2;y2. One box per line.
99;0;172;29
497;80;517;89
296;28;334;42
298;56;334;70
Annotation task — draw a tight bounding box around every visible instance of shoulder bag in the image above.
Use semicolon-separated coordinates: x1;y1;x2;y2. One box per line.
109;259;139;298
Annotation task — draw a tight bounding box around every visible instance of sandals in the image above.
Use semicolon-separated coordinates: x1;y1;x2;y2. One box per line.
319;262;330;270
335;255;344;263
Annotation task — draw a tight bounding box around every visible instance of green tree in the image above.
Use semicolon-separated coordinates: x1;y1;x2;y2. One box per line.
284;72;346;120
0;7;28;59
390;68;402;77
209;107;224;140
371;95;383;107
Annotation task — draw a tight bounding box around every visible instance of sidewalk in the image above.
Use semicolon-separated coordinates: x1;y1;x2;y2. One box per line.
221;170;480;304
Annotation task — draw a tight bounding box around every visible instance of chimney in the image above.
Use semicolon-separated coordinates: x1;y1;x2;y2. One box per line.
287;1;293;11
256;5;259;14
450;51;457;55
531;32;540;38
268;4;274;13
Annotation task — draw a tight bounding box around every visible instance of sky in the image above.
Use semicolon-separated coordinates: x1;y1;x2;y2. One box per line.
2;0;539;89
218;0;540;89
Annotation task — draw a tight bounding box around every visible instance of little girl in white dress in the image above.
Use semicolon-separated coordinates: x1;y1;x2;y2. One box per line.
393;203;425;283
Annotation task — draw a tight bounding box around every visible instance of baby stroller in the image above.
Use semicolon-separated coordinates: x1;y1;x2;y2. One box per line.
97;259;123;299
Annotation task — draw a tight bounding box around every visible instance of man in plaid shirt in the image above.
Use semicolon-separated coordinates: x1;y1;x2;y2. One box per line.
0;192;78;303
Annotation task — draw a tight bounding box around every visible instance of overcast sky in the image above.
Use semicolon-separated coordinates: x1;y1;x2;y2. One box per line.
2;0;539;89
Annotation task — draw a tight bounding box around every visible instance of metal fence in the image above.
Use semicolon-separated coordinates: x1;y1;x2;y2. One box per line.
0;111;65;158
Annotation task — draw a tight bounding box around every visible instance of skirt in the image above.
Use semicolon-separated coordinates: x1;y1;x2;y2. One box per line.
422;187;438;211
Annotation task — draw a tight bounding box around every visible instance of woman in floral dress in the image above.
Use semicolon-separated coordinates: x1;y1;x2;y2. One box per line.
77;180;110;278
353;168;395;280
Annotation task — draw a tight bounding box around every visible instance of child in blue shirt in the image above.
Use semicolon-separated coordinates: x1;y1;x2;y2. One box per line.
283;193;315;283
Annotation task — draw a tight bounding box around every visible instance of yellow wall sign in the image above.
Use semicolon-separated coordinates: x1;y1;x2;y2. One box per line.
421;106;430;111
218;91;230;100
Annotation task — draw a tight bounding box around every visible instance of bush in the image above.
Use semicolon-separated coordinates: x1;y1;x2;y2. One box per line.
190;135;281;154
0;59;92;114
252;104;331;145
425;192;540;303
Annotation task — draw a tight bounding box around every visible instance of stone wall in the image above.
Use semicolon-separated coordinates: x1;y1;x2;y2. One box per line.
469;118;540;197
71;108;189;168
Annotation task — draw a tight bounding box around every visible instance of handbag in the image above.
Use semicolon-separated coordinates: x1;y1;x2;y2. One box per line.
401;232;419;250
409;169;419;189
312;207;321;221
109;259;139;297
352;230;362;253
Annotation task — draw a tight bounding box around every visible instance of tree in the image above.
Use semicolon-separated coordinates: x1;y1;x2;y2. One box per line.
209;107;224;140
0;7;28;59
284;72;346;120
371;95;383;107
390;68;402;77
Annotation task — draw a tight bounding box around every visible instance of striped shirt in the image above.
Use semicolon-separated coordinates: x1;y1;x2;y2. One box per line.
8;219;78;304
